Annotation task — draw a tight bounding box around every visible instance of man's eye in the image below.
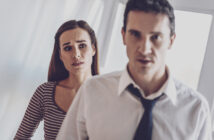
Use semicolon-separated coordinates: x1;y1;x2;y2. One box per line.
63;46;72;51
79;43;87;49
130;31;140;38
151;34;160;41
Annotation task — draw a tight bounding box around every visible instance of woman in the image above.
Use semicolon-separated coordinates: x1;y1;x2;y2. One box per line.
14;20;99;139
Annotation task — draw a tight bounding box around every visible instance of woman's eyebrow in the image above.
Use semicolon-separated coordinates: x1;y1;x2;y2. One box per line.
63;42;70;46
62;40;86;46
76;40;86;43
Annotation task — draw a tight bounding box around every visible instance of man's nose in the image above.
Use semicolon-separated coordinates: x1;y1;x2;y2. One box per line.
138;39;152;55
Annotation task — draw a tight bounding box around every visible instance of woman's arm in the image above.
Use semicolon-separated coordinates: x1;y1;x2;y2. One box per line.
14;85;44;139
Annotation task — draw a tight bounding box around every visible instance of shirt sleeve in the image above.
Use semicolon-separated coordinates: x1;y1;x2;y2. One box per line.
56;84;88;140
197;101;212;140
14;85;44;139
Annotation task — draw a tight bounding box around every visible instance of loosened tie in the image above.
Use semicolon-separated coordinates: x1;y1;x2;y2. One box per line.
127;84;162;140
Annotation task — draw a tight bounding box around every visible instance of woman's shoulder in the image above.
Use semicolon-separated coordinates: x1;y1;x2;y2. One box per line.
31;81;57;99
36;81;57;91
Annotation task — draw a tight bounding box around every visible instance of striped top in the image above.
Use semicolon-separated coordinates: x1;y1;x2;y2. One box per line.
14;81;66;140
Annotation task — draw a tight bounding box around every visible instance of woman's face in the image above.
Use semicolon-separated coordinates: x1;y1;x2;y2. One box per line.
59;28;95;75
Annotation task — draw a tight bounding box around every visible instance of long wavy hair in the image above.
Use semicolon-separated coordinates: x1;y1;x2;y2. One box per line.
48;20;99;81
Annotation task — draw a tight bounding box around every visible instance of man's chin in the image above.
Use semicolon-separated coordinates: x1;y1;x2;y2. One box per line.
136;65;154;75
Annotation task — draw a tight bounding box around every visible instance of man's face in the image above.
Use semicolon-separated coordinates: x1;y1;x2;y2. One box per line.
122;11;175;78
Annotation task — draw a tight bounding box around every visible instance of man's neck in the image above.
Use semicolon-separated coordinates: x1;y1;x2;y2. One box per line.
129;67;168;97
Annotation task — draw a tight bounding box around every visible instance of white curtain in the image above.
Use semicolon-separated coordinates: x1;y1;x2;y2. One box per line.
0;0;122;139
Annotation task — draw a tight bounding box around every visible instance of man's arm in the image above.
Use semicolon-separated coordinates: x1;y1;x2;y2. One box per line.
197;101;212;140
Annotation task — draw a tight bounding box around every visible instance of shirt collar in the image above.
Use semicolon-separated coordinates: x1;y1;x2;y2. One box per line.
118;66;177;105
163;67;177;105
118;66;134;96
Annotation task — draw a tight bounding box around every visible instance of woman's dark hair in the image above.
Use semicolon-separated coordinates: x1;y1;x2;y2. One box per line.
48;20;99;81
123;0;175;36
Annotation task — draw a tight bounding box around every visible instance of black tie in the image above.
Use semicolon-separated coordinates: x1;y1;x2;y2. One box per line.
127;84;162;140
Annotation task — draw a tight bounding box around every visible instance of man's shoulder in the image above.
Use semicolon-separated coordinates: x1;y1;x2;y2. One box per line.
174;79;209;111
88;71;122;83
174;78;202;98
82;71;122;90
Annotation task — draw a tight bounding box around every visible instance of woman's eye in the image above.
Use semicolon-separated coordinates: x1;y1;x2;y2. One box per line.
79;43;87;49
63;46;72;51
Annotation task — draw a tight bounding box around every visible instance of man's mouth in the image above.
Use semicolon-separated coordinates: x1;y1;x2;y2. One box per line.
137;58;153;65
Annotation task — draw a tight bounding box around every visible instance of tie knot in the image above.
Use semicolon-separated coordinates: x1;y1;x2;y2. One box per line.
127;84;161;110
142;99;156;110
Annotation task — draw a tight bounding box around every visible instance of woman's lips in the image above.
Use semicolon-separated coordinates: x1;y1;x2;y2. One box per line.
72;62;84;66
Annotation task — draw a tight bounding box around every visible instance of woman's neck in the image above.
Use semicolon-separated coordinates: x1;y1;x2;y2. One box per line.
59;71;92;92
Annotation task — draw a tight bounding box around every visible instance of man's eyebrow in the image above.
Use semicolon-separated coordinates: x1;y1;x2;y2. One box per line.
150;31;162;35
128;29;140;33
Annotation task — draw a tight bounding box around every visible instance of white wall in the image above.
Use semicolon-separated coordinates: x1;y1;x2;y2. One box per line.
198;17;214;106
171;0;214;106
172;0;214;11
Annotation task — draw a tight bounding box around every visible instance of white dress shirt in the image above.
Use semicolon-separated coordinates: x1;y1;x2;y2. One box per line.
57;68;212;140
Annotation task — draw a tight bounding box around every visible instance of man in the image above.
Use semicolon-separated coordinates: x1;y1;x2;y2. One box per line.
57;0;212;139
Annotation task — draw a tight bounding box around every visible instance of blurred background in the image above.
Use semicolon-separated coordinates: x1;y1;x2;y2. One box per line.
0;0;213;139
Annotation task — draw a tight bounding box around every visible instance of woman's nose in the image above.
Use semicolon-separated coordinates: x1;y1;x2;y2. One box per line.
72;48;81;58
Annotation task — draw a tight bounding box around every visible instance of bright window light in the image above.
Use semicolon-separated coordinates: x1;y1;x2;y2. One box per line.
102;3;213;89
167;11;212;89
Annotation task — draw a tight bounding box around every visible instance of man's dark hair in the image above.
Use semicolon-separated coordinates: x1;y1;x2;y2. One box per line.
123;0;175;36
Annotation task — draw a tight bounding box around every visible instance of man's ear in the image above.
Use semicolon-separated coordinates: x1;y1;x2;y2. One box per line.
121;27;126;45
168;33;176;49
